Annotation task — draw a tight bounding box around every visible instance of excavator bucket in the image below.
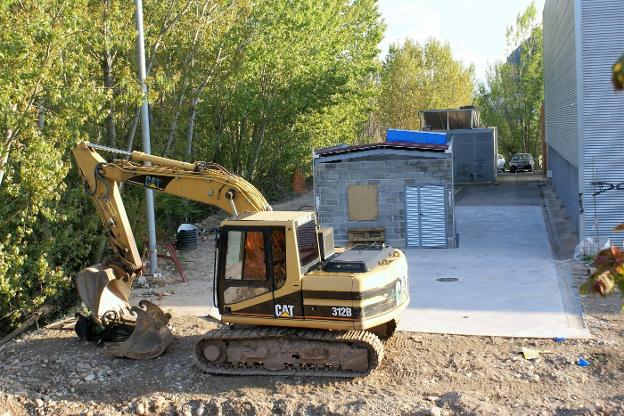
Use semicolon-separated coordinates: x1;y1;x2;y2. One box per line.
74;265;173;359
75;264;132;317
109;300;173;359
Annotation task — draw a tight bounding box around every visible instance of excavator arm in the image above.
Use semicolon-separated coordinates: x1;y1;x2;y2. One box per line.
72;141;271;358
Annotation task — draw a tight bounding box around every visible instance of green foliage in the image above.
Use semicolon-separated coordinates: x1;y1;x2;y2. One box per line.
0;0;384;335
477;2;544;163
0;1;106;332
373;38;475;136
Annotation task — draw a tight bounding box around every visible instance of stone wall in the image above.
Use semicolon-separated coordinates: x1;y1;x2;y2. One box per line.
313;155;454;248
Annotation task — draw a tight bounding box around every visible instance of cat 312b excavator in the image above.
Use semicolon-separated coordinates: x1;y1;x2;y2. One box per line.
73;141;409;377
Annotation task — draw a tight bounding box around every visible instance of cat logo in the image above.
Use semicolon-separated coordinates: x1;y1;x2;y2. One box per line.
144;175;163;190
275;304;295;318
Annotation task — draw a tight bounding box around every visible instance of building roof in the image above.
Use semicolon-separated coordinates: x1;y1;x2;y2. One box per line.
314;142;448;160
231;211;314;223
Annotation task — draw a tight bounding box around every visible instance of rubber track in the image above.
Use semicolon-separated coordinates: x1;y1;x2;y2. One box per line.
194;327;384;378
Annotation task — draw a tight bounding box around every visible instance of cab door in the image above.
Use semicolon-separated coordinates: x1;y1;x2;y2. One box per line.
216;227;272;315
268;227;304;319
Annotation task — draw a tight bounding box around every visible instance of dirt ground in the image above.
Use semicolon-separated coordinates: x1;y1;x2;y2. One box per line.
1;187;623;416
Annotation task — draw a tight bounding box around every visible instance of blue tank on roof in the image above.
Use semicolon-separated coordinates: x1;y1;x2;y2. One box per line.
386;129;447;145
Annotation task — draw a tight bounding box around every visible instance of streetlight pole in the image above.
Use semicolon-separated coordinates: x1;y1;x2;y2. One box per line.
134;0;159;275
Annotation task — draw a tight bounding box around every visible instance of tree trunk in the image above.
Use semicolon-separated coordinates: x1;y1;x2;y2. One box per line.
162;89;186;157
0;129;13;188
38;104;46;130
125;108;141;157
0;146;10;188
233;120;246;173
185;97;199;157
211;107;225;163
102;1;117;147
247;119;268;180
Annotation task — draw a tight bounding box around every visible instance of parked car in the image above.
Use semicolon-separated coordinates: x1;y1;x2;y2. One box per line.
496;154;506;171
509;153;534;172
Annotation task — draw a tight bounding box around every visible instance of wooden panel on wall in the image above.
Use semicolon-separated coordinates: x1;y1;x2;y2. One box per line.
347;184;378;221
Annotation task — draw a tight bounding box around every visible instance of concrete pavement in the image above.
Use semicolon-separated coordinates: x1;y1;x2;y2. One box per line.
398;176;590;338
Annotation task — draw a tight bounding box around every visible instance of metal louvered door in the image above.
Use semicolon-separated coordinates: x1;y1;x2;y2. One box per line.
405;187;421;247
405;185;447;248
419;186;447;247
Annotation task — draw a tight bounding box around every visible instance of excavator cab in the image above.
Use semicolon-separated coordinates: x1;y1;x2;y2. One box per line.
215;212;319;321
213;210;409;336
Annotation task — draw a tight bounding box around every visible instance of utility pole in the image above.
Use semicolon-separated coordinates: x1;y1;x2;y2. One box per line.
135;0;159;275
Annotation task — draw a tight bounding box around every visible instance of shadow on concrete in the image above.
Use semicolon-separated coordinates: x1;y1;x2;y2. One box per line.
399;173;590;338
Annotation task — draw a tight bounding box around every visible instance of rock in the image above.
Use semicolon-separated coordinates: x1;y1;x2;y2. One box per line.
35;398;45;408
176;405;192;416
152;396;168;412
84;374;95;382
221;400;256;416
195;403;205;416
135;402;146;415
205;400;222;416
272;399;294;416
430;406;443;416
13;391;28;398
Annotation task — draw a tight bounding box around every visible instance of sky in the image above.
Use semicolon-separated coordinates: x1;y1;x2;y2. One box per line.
378;0;546;84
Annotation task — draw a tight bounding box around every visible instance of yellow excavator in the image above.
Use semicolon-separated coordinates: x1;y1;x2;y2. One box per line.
73;141;409;377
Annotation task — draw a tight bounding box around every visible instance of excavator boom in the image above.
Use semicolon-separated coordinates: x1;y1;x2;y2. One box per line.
72;141;271;358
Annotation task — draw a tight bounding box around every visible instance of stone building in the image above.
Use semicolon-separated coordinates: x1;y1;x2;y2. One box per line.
313;142;456;249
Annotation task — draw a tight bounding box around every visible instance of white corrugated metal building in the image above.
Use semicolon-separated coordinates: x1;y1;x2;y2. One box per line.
544;0;624;245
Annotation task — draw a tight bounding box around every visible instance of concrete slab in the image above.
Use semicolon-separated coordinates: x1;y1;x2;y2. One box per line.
398;203;590;338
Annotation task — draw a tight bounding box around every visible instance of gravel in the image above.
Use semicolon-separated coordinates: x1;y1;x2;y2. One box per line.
1;191;622;415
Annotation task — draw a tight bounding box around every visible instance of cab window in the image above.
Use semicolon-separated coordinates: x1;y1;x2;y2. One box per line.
224;230;267;281
222;230;269;305
271;229;287;290
296;220;319;266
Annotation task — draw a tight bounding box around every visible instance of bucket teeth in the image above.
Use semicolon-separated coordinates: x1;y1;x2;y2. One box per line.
108;301;173;360
74;261;173;360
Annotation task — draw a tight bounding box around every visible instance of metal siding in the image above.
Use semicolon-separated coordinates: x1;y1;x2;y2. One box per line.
474;132;495;183
448;129;496;184
579;0;624;245
405;186;447;248
419;186;447;248
544;0;578;167
548;145;580;232
405;187;421;247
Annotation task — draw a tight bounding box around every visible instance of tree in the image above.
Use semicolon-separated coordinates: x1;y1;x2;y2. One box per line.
477;2;543;163
0;0;385;335
373;38;475;137
188;0;384;196
0;1;109;332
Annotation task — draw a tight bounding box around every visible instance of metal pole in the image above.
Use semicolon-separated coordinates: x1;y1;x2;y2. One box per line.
135;0;159;275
